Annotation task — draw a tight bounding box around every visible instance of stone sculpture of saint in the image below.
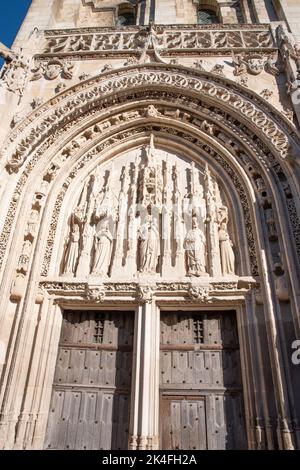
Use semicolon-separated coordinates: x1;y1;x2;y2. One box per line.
26;209;39;236
219;222;235;275
138;215;160;274
184;217;207;276
63;220;81;276
92;221;113;277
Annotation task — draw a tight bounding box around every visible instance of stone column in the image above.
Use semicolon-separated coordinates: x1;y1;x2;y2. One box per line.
162;158;172;276
259;249;295;449
129;288;160;450
15;298;62;449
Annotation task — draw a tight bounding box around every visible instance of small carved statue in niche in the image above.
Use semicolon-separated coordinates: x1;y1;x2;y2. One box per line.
26;209;39;236
63;215;81;276
138;214;160;274
18;239;32;273
184;217;207;277
92;220;113;277
217;205;229;225
219;222;235;276
265;208;278;240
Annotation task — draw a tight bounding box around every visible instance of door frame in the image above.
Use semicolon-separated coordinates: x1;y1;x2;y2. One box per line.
27;283;254;450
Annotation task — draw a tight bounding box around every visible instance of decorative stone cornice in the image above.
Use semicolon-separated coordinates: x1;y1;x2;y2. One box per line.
188;284;211;302
38;278;256;299
38;24;276;61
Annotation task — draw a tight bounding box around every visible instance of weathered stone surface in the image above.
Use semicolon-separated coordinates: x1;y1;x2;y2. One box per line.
0;0;299;452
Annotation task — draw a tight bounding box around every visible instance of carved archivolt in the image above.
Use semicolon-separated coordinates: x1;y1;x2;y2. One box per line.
3;65;298;173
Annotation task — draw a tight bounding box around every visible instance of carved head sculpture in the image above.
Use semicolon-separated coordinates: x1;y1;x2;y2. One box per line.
247;57;265;75
45;60;63;80
101;220;109;231
219;221;227;231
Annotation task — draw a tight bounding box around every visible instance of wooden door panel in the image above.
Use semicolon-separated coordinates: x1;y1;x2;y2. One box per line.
161;396;207;450
45;311;134;450
160;311;247;450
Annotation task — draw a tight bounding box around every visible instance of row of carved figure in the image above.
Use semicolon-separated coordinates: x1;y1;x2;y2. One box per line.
62;139;236;278
63;212;235;278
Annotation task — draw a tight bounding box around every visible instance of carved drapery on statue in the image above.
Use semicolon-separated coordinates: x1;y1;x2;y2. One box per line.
184;217;207;277
92;221;113;277
138;215;160;274
62;209;84;275
61;136;237;279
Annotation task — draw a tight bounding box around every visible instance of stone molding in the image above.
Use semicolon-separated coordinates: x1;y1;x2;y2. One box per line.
3;65;297;173
38;277;256;301
39;24;275;60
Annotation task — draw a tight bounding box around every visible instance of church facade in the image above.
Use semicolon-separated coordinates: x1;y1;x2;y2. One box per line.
0;0;300;450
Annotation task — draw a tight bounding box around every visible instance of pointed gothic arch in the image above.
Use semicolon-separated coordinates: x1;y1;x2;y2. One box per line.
0;63;300;450
0;64;299;292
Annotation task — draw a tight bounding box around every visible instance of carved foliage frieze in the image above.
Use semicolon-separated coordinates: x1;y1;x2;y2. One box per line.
40;25;275;58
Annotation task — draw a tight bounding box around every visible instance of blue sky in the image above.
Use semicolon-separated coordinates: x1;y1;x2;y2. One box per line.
0;1;31;48
0;1;31;66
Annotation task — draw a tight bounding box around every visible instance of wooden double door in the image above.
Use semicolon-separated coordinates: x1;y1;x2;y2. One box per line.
44;310;134;450
160;311;247;450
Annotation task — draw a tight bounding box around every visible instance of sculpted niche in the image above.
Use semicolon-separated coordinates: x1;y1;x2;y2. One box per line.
61;136;237;279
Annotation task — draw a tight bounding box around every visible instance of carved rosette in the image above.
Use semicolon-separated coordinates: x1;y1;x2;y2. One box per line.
85;285;105;303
